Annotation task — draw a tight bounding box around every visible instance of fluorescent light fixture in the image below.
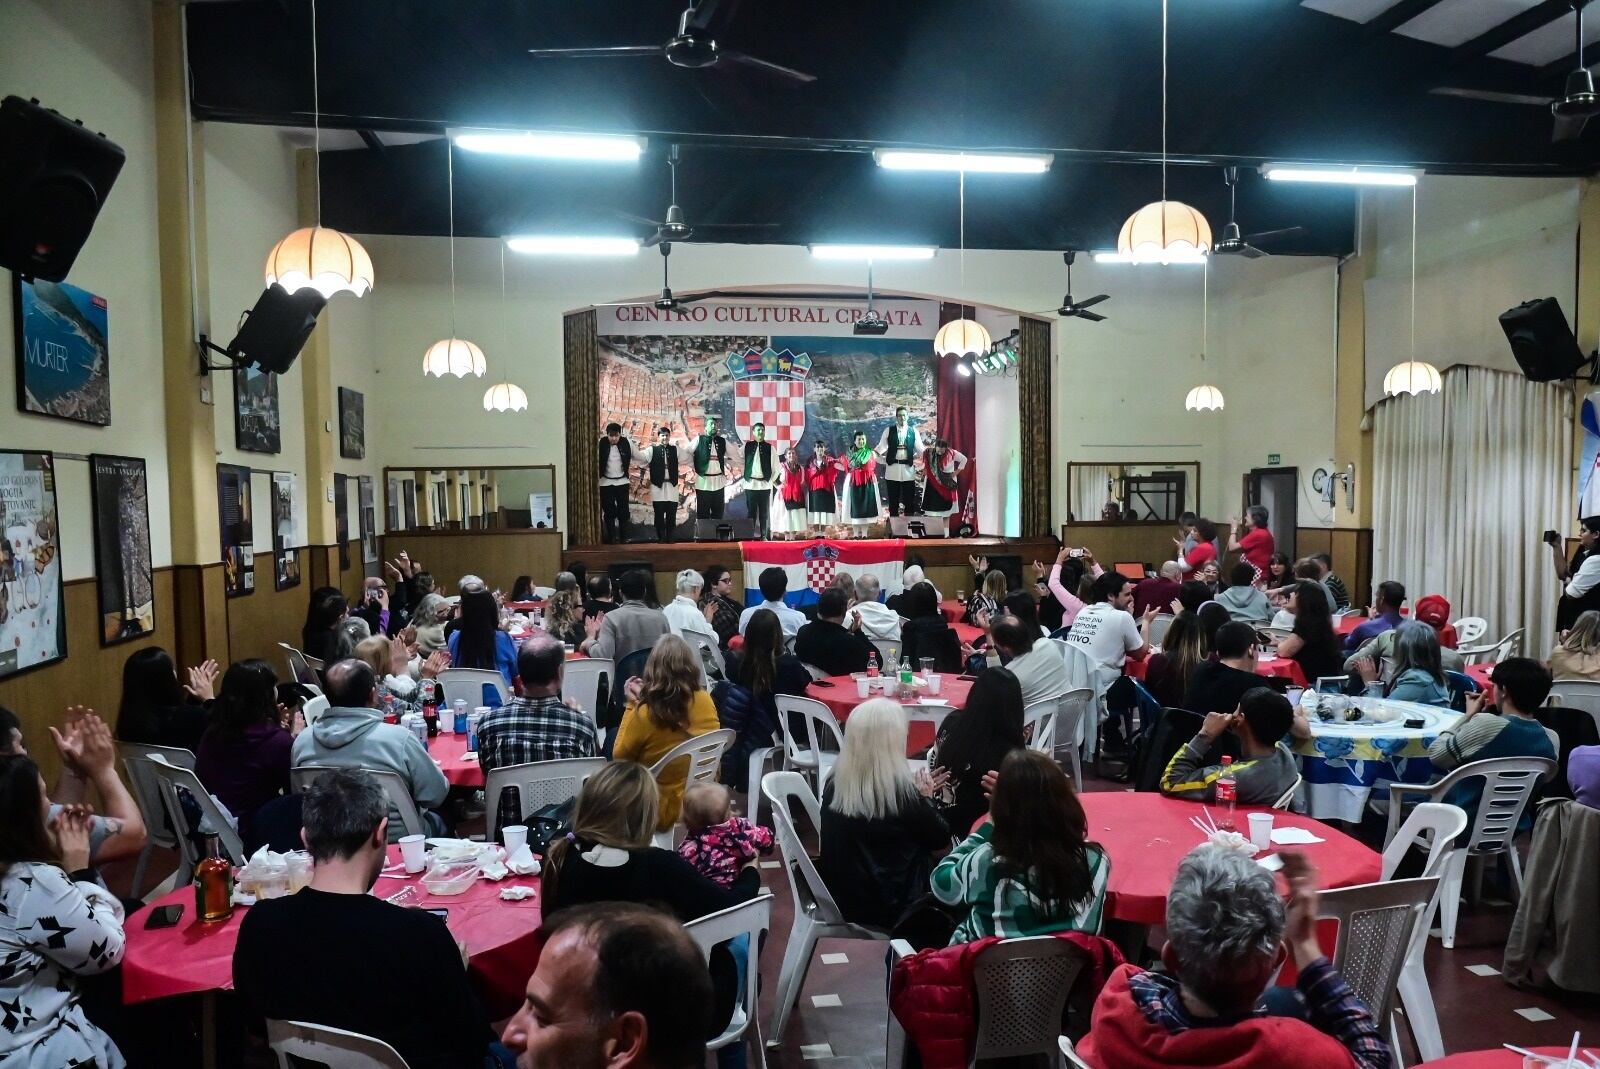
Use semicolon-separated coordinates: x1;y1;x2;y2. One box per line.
450;129;646;162
872;149;1052;174
505;235;640;256
1092;249;1207;265
808;244;936;261
1260;163;1420;187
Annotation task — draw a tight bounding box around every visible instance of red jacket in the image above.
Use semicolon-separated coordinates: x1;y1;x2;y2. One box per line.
1077;964;1361;1069
888;932;1124;1069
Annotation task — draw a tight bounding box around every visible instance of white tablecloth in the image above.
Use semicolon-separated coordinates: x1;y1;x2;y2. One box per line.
1290;698;1461;822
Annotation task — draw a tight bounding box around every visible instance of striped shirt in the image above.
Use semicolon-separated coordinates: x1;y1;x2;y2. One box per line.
1161;738;1300;806
929;821;1110;944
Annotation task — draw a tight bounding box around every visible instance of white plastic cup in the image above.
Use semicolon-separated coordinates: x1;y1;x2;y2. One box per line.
855;676;870;698
502;825;528;854
1247;812;1274;851
926;673;943;696
399;833;427;874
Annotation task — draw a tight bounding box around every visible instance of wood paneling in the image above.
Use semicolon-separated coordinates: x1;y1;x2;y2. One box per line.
1018;316;1053;537
1063;524;1179;571
565;309;601;546
381;530;564;598
1296;527;1373;610
226;554;313;671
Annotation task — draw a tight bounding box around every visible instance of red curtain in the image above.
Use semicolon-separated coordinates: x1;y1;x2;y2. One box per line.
936;302;978;533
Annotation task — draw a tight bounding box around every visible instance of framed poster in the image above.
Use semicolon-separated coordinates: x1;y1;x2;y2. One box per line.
338;387;365;459
89;454;154;645
334;473;350;571
234;365;281;454
13;275;111;426
0;450;66;678
271;471;300;591
217;463;255;597
358;475;377;566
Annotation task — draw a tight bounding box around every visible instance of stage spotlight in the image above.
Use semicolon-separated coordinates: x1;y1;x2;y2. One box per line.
853;311;889;336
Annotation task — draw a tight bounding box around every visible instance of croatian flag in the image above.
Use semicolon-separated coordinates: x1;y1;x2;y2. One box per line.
741;539;905;608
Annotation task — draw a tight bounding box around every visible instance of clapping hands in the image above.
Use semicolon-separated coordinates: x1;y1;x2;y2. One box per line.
50;707;115;779
184;659;220;701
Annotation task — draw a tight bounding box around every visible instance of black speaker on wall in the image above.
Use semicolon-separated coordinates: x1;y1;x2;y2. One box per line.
0;96;126;282
228;284;328;373
1500;297;1587;382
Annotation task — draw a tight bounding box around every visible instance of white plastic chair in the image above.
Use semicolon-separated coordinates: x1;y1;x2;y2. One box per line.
279;642;321;689
772;694;846;802
685;893;774;1066
870;637;903;670
1146;612;1176;647
1270;774;1302;811
1259;625;1295;650
1022;698;1060;758
301;694;330;727
1318;876;1441;1066
1059;1036;1093;1069
291;764;429;838
559;657;612;729
266;1019;410;1069
1380;802;1470;1062
1457;627;1523;667
647;728;735;848
141;754;245;883
684;632;727;683
761;771;890;1045
483;757;606;841
901;701;954;739
436;667;510;709
1054;687;1094;786
1451;617;1488;646
117;742;196;896
1386;756;1555;948
530;585;556;599
1548;679;1600;738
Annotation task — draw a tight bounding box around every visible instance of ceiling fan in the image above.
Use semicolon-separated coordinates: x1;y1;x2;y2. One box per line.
1429;1;1599;142
527;0;816;85
619;144;778;248
1051;251;1110;322
1212;166;1307;259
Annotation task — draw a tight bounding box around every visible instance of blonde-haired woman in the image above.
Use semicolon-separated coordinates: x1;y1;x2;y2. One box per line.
353;634;446;704
817;698;951;928
613;634;721;831
965;568;1007;625
1551;610;1600;682
542;571;585;647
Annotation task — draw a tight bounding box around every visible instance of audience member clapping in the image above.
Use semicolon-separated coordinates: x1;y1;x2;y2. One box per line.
195;659;297;848
614;635;721;831
115;646;215;752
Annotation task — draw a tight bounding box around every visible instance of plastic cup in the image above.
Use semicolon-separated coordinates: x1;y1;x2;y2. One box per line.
918;658;935;676
856;677;871;698
502;825;528;854
399;833;427;874
1247;812;1274;851
926;673;943;696
285;850;313;893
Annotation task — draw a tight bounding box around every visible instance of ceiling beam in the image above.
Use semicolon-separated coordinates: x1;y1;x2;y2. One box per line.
1452;0;1573;62
357;128;385;152
1365;0;1448;37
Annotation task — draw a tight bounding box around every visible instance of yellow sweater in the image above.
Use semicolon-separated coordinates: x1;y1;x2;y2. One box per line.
612;690;722;830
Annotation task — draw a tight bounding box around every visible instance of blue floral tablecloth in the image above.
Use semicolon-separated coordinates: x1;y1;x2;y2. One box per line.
1290;700;1462;822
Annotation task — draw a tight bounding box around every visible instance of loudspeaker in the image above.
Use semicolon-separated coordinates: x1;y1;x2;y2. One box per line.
1500;297;1586;382
890;515;947;538
0;96;126;282
228;284;328;373
695;519;755;542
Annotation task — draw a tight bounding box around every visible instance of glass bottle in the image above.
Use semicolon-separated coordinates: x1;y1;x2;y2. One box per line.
195;835;234;923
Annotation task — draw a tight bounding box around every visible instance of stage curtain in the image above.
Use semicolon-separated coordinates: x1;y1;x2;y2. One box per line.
1017;316;1053;538
564;309;601;546
937;302;978;531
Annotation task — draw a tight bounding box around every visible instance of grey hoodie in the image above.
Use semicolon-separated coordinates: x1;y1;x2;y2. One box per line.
291;705;450;841
1213;585;1273;627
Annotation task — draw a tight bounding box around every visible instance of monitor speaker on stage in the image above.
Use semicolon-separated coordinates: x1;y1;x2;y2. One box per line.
0;96;126;281
985;554;1024;592
1500;297;1587;382
695;519;755;541
890;515;947;538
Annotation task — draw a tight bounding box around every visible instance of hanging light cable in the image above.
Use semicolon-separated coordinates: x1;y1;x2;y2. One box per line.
423;141;486;378
483;239;528;412
1186;257;1223;411
1384;183;1441;397
934;168;991;359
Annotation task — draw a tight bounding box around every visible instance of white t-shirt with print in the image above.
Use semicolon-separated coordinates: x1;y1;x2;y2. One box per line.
1064;601;1144;679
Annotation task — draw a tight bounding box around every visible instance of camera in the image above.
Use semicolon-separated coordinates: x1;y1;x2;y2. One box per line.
1544;529;1561;547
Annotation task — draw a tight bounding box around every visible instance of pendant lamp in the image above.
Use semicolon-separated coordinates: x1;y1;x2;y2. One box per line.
1185;385;1224;411
1384;186;1441;397
936;171;991;358
482;240;527;413
265;0;372;299
424;142;486;377
1184;259;1223;412
1117;0;1211;264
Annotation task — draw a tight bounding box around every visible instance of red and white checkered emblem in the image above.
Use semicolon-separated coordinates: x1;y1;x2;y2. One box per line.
733;377;807;456
803;543;839;593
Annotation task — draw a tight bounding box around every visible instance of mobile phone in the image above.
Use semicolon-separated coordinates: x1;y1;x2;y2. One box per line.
811;679;835;688
144;904;183;929
1404;717;1426;729
1068;548;1085;558
1544;530;1560;546
425;908;449;920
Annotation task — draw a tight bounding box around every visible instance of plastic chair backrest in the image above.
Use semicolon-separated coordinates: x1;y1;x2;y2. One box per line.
279;643;319;687
775;693;846;769
1147;613;1176;647
1549;679;1600;739
1318;876;1440;1023
1059;1036;1094;1069
870;637;903;669
1495;628;1525;661
266;1019;411;1069
531;586;556;599
647;728;736;794
483;757;607;841
117;742;195;851
559;657;612;726
761;771;848;922
1055;687;1094;750
1381;801;1469;882
143;753;246;870
1022;698;1059;755
436;667;509;709
290;764;428;837
971;936;1088;1060
1260;626;1295;649
302;694;330;727
1451;617;1488;646
1397;756;1555;857
1270;775;1301;811
685;632;727;679
684;893;774;1051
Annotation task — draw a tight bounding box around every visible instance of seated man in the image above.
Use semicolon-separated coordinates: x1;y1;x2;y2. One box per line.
1132;561;1184;618
233;770;501;1069
1063;572;1151;692
501;902;714;1068
1184;623;1273;716
795;587;876;676
1343;580;1406;652
580;569;671;666
290;658;450;839
1427;656;1558;821
738;566;808;638
989;618;1068;708
849;574;902;641
1162;687;1302;805
1080;845;1390;1069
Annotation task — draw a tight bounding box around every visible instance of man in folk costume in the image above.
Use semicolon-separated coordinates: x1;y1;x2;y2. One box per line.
742;422;779;540
688;414;730;520
597;421;639;544
645;426;682;543
779;448;809;540
875;406;920;517
921;437;968;522
844;430;881;535
806;438;844;534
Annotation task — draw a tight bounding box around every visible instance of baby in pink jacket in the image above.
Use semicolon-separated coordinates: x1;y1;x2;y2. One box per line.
676;783;774;887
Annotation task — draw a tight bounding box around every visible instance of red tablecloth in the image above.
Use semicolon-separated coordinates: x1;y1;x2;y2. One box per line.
1126;654;1307;688
431;730;483;788
953;621;984;645
1466;661;1496;703
806;674;972;751
1335;614;1365;637
939;599;965;625
1414;1049;1571;1068
121;846;542;1018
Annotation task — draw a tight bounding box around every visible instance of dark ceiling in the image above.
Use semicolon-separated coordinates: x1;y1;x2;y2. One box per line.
183;0;1600;255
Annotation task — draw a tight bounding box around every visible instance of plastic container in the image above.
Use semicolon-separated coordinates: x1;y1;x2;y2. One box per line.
420;860;480;896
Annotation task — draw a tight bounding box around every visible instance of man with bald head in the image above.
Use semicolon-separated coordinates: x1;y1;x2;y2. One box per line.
477;635;599;833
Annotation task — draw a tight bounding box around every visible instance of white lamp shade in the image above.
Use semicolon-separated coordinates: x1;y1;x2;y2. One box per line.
1383;360;1442;397
1117;200;1213;263
934;318;991;358
482;382;528;412
1185;384;1225;411
265;226;374;298
423;338;487;378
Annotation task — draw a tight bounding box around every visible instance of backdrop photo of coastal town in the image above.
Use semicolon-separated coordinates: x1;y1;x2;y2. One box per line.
14;277;111;426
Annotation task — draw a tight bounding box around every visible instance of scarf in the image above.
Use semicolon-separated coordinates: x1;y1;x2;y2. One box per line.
849;446;877;486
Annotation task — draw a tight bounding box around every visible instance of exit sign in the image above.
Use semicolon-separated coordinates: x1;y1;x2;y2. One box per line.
1267;453;1281;465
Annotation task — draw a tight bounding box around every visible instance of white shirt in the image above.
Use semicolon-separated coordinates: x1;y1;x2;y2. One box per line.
739;598;808;638
600;437;635;487
1568;552;1600;599
1005;637;1071;708
849;599;902;641
876;424;919;481
664;595;716;641
689;434;728;491
1064;601;1145;681
747;444;770;483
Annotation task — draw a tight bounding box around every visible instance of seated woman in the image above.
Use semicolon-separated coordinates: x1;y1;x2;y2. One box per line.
301;586;356;666
1275;580;1344;685
613;635;721;832
195;659;298;848
508;574;535;603
1550;610;1600;682
900;582;961;672
0;755;127;1068
932;749;1109;943
721;608;808;781
409;593;452;655
1354;621;1452;706
927;668;1026;836
541;571;586;647
817;699;950;929
115;646;213;752
965;569;1006;625
446;589;518;693
1143;611;1210;709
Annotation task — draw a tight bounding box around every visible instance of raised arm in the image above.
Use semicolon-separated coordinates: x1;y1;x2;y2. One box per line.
50;708;147;865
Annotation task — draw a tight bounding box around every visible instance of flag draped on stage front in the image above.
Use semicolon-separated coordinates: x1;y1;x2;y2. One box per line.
740;539;905;608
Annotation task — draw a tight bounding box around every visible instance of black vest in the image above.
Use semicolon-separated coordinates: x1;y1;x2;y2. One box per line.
744;440;773;481
598;436;632;478
694;434;726;475
648;443;678;486
886;424;916;466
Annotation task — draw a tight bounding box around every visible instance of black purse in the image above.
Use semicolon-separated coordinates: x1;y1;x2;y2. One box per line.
524;797;576;857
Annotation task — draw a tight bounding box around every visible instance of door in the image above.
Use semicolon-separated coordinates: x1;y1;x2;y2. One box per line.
1243;468;1298;561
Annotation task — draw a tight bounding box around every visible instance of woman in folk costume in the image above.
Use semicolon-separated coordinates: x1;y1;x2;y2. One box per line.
844;430;881;534
778;448;809;540
921;437;968;520
806;439;844;533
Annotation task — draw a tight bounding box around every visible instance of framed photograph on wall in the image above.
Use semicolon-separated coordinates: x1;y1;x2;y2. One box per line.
89;454;155;645
334;473;350;571
0;450;66;678
234;365;281;454
338;387;365;459
271;471;300;591
217;463;255;597
13;275;111;426
358;475;377;567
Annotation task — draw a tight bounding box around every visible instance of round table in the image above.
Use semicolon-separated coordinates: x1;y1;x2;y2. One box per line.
1466;661;1495;702
1126;652;1307;688
430;730;483;788
939;598;965;625
805;673;972;751
1291;697;1461;823
121;845;542;1020
1413;1049;1573;1068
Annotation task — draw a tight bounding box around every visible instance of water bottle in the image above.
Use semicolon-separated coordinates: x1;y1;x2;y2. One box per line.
898;656;914;700
1215;756;1238;832
452;698;468;735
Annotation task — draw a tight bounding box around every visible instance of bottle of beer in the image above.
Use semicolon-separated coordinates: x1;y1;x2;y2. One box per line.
195;835;234;923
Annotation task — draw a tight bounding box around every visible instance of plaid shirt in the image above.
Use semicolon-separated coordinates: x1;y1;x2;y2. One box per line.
704;592;743;649
478;695;599;830
1126;958;1389;1069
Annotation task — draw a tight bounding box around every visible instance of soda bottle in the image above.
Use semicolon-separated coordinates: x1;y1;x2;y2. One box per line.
1215;756;1238;832
195;835;234;923
898;656;914;700
420;681;439;738
866;652;880;678
381;694;400;725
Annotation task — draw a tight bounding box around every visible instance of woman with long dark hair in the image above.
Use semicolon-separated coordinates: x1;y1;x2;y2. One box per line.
115;646;212;752
1265;552;1294;593
195;659;295;846
901;581;959;670
0;754;127;1067
508;575;535;603
301;586;354;665
725;607;810;733
927;667;1026;834
613;635;721;831
1143;612;1210;708
447;589;517;689
1277;579;1344;683
931;748;1109;943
